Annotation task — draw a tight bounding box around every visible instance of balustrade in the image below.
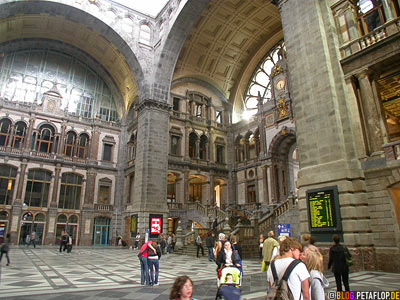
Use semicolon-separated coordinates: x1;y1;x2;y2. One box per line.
94;204;113;211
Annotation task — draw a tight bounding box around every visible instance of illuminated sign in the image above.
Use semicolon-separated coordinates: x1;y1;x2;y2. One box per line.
149;214;163;237
306;186;342;233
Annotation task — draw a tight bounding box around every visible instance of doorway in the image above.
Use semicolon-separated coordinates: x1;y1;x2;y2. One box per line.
93;217;110;246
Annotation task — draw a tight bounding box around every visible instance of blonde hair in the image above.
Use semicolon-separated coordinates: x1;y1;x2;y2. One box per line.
305;248;323;273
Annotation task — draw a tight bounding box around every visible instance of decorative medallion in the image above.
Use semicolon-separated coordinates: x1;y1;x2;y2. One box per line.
276;98;289;119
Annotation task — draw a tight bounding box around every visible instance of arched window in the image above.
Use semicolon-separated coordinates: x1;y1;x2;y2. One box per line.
235;135;244;163
139;24;152;45
57;214;67;223
199;135;208;160
0;165;17;205
34;213;45;222
0;118;12;146
68;215;78;224
189;132;197;158
58;173;82;210
127;133;136;160
24;169;51;207
242;41;285;119
64;131;77;157
0;50;120;121
36;124;55;153
248;133;256;159
12;121;27;149
77;133;89;159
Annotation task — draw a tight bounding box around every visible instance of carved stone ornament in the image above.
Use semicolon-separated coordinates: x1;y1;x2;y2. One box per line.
271;64;283;77
276;98;289;119
135;99;172;114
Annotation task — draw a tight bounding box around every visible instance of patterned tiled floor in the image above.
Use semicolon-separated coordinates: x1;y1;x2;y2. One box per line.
0;247;399;300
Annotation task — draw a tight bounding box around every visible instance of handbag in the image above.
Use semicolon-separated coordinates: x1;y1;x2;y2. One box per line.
344;246;353;267
261;260;267;272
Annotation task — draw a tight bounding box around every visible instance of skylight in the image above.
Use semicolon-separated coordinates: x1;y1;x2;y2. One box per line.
111;0;169;17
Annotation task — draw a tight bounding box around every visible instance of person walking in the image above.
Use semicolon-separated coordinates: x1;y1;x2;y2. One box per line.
66;234;73;253
328;235;350;291
195;234;204;258
214;232;226;260
134;233;140;249
27;230;36;248
60;232;68;252
259;234;265;262
205;233;215;261
0;233;11;266
167;234;172;254
148;241;162;286
262;231;279;268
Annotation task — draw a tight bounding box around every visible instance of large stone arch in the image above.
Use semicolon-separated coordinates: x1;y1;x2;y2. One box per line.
0;0;147;111
151;0;210;103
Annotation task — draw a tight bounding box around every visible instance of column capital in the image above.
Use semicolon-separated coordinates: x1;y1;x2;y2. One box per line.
136;99;172;114
271;0;289;10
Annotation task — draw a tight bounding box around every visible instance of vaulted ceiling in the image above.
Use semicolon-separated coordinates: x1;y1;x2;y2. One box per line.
173;0;282;104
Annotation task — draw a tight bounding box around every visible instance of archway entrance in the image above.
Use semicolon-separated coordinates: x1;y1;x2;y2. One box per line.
19;212;33;245
93;217;110;246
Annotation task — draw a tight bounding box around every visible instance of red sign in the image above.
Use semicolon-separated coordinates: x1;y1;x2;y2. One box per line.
150;217;162;234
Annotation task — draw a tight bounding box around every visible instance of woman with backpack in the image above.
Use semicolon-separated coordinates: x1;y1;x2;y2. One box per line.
305;247;329;300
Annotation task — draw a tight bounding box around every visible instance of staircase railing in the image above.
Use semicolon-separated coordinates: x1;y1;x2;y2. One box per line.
258;196;298;235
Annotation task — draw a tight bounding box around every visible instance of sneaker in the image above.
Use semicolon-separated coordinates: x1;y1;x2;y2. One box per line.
6;263;9;266
154;283;159;286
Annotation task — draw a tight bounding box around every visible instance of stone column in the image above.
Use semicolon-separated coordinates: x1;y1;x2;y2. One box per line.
275;0;371;246
89;128;100;161
24;118;35;151
183;170;189;204
133;99;170;235
15;162;27;204
262;166;269;204
357;71;384;155
209;173;215;206
382;0;396;21
84;171;97;207
57;123;66;155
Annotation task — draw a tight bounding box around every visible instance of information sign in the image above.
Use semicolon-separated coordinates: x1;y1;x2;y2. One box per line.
277;224;291;237
306;186;342;233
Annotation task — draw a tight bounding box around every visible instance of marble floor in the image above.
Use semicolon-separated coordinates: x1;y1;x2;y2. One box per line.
0;247;399;300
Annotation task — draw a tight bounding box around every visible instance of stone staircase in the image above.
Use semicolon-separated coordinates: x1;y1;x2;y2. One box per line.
171;196;299;258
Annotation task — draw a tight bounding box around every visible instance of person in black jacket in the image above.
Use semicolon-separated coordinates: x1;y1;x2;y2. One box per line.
205;233;215;261
216;241;241;270
0;233;11;266
328;235;350;291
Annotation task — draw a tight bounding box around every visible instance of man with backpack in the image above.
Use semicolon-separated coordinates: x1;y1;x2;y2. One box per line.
266;237;310;300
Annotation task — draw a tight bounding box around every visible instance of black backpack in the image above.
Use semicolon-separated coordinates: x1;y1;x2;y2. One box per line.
266;259;301;300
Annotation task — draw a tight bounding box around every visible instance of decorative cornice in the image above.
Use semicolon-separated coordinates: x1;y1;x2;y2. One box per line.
271;0;289;11
135;99;172;114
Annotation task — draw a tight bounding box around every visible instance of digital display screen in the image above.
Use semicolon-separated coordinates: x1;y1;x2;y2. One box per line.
149;214;163;237
308;189;337;229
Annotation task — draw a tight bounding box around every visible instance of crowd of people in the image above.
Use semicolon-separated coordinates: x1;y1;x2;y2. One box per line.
163;230;351;300
0;227;352;300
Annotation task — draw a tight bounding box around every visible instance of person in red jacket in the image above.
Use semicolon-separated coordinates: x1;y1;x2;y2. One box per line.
138;240;156;285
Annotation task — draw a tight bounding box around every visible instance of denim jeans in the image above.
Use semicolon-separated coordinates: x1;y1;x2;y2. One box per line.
148;259;159;285
207;247;214;261
139;256;150;285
